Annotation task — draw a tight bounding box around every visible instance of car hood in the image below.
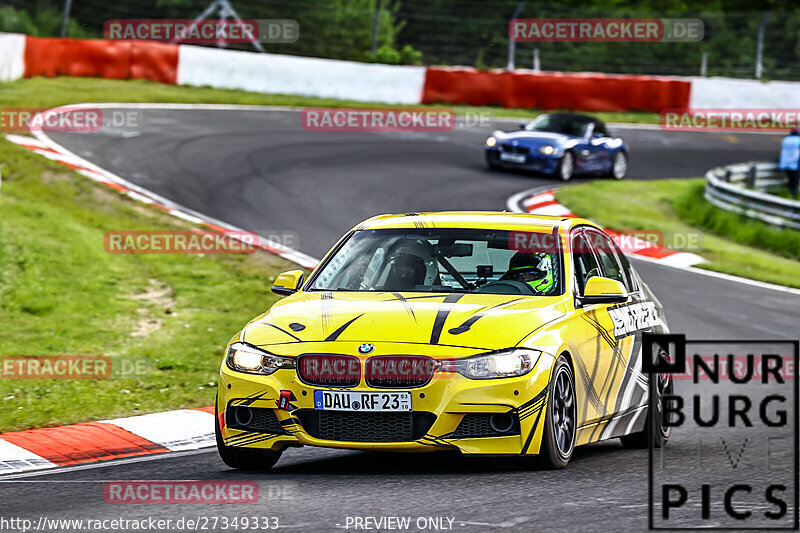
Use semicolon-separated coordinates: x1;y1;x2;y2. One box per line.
240;291;567;352
494;130;574;147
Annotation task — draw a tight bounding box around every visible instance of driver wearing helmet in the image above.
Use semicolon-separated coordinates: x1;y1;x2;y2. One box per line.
500;252;556;294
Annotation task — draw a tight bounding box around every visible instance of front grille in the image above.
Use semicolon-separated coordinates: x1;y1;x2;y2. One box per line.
226;406;287;435
365;355;436;388
297;354;361;387
450;413;520;438
500;144;530;154
296;410;436;442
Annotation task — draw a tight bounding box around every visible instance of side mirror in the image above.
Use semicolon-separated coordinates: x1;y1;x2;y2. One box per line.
519;122;527;130
592;132;604;139
271;270;304;296
580;276;628;305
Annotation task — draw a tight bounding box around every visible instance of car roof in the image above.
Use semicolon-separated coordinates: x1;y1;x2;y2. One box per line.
356;211;599;233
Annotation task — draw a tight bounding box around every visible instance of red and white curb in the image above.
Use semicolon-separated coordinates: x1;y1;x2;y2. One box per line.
508;187;706;269
0;407;215;475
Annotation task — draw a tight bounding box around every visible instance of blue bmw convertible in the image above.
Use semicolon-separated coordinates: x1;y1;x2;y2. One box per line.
485;113;628;180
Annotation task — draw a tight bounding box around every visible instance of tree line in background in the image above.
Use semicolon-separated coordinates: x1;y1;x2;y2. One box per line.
1;0;799;79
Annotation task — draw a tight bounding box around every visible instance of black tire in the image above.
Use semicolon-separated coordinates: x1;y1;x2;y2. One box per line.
485;152;500;170
558;151;575;181
215;402;282;470
620;346;673;448
536;354;577;469
608;151;628;180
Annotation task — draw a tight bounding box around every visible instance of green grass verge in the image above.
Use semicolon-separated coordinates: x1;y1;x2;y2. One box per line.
0;77;660;124
555;179;800;289
673;182;800;261
0;138;300;432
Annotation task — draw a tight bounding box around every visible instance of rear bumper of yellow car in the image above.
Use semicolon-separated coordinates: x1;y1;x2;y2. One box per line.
217;353;554;455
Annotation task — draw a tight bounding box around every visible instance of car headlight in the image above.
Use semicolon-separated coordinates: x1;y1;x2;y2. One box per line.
226;342;295;375
486;136;497;147
439;349;540;379
538;145;556;155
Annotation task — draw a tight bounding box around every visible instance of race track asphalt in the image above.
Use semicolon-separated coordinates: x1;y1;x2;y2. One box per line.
3;108;797;532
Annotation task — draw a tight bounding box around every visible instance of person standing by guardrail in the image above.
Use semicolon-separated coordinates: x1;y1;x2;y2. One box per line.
779;128;800;198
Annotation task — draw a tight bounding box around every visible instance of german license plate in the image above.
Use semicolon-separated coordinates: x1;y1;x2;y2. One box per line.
500;152;526;164
313;390;412;412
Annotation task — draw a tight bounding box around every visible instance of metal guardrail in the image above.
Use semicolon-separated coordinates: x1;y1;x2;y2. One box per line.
704;162;800;230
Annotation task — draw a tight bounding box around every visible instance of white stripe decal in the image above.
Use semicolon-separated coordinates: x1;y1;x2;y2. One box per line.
624;406;647;436
600;338;640;440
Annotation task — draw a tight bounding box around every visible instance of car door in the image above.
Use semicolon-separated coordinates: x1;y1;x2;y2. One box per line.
573;122;605;172
587;121;613;172
569;229;616;431
582;228;650;441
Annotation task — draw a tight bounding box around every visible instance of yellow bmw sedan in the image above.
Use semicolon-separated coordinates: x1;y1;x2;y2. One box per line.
215;212;673;470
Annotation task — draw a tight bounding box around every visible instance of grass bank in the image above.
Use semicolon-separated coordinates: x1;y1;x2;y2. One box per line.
0;137;299;432
555;179;800;289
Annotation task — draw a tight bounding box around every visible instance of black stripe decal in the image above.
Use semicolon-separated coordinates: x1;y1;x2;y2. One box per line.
429;294;464;345
521;404;546;455
448;298;524;335
325;314;364;341
391;292;417;322
257;322;302;342
581;313;617;349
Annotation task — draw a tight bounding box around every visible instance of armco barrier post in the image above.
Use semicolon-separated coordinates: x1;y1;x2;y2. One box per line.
746;163;757;188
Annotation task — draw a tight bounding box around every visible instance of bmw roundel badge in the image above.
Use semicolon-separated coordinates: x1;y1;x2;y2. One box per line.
358;343;374;354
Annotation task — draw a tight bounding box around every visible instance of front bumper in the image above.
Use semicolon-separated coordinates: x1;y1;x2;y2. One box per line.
485;147;560;174
217;349;555;456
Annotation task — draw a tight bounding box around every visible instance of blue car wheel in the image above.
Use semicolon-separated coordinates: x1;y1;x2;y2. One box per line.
609;151;628;180
558;152;575;181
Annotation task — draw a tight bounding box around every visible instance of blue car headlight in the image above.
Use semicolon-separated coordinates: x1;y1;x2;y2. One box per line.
537;145;559;155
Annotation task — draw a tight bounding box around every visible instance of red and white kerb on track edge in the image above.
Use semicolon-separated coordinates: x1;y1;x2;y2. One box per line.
0;407;216;475
509;188;706;268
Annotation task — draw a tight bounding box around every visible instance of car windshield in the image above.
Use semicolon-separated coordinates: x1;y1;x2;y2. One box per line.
308;228;563;296
525;114;592;137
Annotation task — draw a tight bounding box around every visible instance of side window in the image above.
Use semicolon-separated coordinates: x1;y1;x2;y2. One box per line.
618;252;638;292
571;232;601;295
593;121;609;137
585;230;631;290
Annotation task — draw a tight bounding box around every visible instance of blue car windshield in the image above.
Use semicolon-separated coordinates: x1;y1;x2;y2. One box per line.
526;114;592;137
